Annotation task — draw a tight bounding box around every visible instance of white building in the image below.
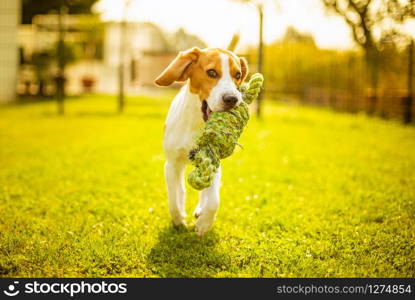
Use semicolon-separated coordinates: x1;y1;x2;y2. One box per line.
0;0;20;102
17;15;207;95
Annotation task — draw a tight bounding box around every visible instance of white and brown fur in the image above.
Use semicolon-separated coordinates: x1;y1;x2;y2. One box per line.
155;47;248;236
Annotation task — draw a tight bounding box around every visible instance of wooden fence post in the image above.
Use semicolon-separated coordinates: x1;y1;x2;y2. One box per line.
56;5;67;115
404;39;413;124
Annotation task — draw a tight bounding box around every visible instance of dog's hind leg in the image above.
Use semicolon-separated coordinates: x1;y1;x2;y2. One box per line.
165;160;187;227
195;166;221;236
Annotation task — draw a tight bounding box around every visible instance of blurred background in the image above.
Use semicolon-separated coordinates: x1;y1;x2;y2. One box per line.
1;0;415;278
1;0;414;122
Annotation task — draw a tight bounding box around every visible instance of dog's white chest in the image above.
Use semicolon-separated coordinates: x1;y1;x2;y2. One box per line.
163;84;204;162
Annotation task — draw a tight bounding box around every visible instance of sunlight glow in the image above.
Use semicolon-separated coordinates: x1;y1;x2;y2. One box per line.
94;0;410;51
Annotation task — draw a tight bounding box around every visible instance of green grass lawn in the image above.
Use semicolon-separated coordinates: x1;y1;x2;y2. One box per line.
0;94;414;278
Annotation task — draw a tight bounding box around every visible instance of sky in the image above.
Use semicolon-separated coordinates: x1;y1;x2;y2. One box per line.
94;0;415;51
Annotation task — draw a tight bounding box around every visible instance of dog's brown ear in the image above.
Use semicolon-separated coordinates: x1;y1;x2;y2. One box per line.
239;57;249;82
154;47;201;86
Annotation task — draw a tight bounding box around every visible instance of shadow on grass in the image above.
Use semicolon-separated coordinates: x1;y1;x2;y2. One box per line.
38;111;166;120
14;96;83;106
73;112;165;120
146;225;230;277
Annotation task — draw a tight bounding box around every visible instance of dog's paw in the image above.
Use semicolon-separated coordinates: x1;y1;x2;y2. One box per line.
172;218;187;228
195;214;215;236
193;206;202;218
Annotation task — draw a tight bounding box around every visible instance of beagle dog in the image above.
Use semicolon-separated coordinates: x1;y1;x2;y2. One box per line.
154;47;248;236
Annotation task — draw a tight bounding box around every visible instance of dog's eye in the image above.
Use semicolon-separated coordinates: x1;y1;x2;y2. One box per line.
206;69;218;78
235;72;241;80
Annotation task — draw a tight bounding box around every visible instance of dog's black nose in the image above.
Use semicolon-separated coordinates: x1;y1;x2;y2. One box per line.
222;94;238;106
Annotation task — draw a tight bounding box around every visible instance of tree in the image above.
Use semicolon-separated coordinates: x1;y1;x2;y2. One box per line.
22;0;99;24
321;0;415;94
22;0;98;113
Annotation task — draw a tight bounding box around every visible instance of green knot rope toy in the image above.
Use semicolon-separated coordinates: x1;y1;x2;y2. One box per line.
187;73;264;190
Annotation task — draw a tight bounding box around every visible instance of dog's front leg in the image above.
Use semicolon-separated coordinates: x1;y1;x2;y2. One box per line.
165;160;187;227
195;166;221;236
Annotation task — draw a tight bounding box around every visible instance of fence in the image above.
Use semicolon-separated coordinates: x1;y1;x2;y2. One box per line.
263;41;414;124
301;87;415;123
